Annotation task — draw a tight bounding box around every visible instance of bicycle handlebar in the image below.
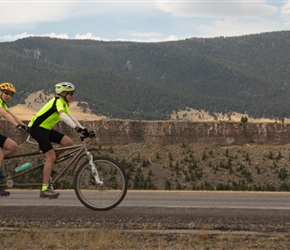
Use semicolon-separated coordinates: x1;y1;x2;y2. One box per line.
26;130;96;144
80;130;96;142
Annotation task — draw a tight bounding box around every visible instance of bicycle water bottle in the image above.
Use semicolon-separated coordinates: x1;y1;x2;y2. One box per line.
15;162;32;173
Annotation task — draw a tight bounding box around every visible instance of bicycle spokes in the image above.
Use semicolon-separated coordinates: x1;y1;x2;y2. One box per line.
74;157;128;211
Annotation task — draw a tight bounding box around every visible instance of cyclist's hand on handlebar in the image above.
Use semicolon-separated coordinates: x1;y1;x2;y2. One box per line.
89;131;96;137
16;124;27;131
75;127;90;137
81;129;90;137
75;126;82;133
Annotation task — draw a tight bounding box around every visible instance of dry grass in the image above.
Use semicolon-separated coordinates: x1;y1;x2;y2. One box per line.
1;228;124;250
1;227;290;250
108;141;290;192
10;91;286;123
9;91;105;121
171;107;286;123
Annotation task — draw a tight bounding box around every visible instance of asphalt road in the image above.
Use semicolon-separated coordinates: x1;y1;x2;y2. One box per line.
1;190;290;209
1;190;290;234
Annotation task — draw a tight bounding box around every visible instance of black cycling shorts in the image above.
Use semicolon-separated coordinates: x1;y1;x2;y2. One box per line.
29;127;64;154
0;133;7;148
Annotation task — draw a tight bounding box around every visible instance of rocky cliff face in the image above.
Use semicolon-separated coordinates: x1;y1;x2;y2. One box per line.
5;120;289;146
4;120;290;192
87;120;290;146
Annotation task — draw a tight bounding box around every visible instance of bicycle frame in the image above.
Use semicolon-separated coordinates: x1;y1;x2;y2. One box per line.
0;136;101;189
0;133;128;210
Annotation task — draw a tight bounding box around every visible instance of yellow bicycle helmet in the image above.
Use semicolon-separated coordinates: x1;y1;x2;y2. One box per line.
0;82;16;94
55;82;75;94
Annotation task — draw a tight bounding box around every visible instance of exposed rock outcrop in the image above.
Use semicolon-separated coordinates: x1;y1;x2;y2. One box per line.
4;120;290;146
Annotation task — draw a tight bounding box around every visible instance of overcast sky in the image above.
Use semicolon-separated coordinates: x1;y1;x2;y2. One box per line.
0;0;289;43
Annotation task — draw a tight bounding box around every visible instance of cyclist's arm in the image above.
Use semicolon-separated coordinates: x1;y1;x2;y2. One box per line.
0;107;19;126
59;110;78;129
6;110;26;127
70;115;84;129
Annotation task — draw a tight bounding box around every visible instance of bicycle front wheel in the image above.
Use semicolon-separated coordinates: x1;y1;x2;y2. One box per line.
74;156;128;211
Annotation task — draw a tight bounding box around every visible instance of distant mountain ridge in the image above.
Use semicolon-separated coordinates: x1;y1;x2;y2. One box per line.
0;31;289;120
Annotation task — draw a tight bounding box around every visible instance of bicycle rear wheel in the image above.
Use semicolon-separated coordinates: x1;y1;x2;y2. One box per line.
74;156;128;211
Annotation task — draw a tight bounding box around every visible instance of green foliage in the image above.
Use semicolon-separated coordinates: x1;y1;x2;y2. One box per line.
142;159;150;167
165;179;171;190
276;151;282;160
268;151;273;159
225;148;229;157
168;151;173;161
156;152;160;159
109;146;114;153
202;151;207;161
240;116;248;123
278;167;287;180
1;32;290;120
255;166;261;174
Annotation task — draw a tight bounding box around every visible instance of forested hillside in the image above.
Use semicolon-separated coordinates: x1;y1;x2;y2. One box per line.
0;31;289;120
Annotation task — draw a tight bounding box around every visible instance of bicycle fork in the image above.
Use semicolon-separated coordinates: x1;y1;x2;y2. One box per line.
86;150;104;185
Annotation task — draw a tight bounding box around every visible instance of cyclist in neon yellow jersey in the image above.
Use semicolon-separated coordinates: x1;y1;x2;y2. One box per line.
0;82;27;197
28;82;89;198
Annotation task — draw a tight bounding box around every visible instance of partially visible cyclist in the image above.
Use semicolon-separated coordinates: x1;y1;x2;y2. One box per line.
28;82;89;198
0;82;27;197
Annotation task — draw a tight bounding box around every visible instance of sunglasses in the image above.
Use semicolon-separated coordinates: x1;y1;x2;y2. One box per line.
3;91;13;97
67;91;74;96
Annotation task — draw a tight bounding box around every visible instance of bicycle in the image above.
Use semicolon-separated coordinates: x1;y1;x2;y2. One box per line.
0;131;128;211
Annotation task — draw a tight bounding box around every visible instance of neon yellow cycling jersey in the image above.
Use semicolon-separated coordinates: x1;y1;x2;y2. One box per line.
0;98;8;118
29;97;70;130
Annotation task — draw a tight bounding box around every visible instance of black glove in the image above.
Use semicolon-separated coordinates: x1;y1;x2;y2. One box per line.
89;131;96;137
75;127;83;133
75;127;90;137
16;125;26;131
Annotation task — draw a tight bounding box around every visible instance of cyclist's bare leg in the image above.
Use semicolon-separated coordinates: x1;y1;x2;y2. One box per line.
2;138;18;157
55;135;73;157
0;141;12;197
40;136;73;198
39;149;60;198
60;135;73;147
0;149;4;166
43;149;56;185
